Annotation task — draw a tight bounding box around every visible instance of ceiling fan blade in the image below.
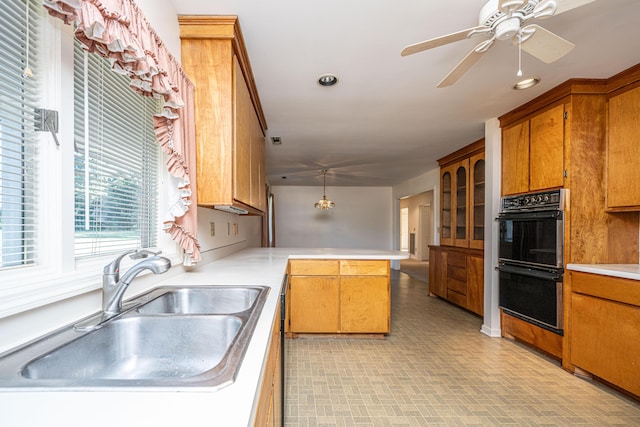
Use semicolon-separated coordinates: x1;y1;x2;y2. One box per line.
437;39;493;88
521;24;575;63
401;26;489;56
554;0;596;15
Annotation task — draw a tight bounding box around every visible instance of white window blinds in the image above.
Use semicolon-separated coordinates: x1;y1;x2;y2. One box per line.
0;0;40;269
73;41;160;259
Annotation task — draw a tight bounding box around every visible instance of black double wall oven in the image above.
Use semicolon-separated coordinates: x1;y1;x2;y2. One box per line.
497;189;565;335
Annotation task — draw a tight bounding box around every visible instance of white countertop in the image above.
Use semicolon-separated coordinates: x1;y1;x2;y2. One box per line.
0;247;406;427
566;263;640;281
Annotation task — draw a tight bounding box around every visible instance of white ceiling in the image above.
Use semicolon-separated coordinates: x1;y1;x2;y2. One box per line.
170;0;640;187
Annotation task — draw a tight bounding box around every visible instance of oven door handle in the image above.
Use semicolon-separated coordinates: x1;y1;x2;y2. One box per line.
498;210;562;221
497;264;563;281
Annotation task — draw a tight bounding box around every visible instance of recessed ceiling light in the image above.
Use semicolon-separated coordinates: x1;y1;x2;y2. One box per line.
318;74;338;86
513;77;540;90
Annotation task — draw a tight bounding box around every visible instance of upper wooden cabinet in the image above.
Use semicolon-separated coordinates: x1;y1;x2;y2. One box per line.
607;82;640;210
439;139;485;249
179;16;267;214
501;103;565;196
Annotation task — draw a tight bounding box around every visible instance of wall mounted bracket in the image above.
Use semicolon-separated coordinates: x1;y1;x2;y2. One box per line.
35;108;60;147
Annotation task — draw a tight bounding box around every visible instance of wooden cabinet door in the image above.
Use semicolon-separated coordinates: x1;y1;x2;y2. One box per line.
251;124;266;211
236;55;266;212
289;276;339;332
340;276;389;333
607;85;640;209
440;164;454;246
428;247;447;298
501;120;530;196
233;56;253;207
465;254;484;316
254;300;281;427
181;37;234;207
453;159;470;247
529;104;565;192
271;336;283;427
571;292;640;396
469;153;485;250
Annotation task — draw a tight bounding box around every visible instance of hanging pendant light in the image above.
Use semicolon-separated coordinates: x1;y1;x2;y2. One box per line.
314;169;335;210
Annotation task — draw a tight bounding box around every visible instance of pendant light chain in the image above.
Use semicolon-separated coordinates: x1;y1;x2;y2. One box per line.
314;169;335;209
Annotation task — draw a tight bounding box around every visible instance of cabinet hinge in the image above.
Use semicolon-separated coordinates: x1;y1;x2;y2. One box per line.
563;170;568;178
564;111;568;120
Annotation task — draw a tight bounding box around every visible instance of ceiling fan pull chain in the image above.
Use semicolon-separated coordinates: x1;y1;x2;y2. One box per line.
517;32;523;77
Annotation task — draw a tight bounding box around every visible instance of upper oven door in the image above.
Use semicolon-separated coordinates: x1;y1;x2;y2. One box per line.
498;210;564;268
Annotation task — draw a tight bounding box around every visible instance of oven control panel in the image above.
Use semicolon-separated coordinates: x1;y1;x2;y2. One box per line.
501;189;564;212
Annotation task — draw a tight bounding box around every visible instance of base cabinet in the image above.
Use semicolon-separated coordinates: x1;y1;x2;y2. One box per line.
340;276;389;333
288;259;390;334
290;275;339;333
569;271;640;397
428;246;483;316
253;297;282;426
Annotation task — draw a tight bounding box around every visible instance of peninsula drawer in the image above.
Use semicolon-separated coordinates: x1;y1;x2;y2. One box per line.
289;260;339;276
339;260;389;276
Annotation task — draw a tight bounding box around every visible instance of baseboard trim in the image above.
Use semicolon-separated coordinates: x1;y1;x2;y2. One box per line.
480;324;501;337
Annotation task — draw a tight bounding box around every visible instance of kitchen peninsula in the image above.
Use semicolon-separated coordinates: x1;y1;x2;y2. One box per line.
0;247;406;427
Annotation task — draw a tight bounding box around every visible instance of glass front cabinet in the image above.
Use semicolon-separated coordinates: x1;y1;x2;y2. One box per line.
438;139;485;249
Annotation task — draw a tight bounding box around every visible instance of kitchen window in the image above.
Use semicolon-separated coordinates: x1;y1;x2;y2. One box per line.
0;0;40;269
73;41;160;259
0;2;174;317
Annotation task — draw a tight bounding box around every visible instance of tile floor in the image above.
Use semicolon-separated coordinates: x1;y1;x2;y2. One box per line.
284;270;640;426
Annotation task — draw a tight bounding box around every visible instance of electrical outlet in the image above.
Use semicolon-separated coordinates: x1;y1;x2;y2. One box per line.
209;222;215;236
233;223;238;236
227;222;231;236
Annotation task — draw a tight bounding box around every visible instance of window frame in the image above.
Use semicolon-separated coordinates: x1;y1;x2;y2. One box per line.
0;13;179;319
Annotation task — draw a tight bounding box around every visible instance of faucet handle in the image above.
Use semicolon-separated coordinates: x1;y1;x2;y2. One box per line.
103;249;138;275
130;249;162;259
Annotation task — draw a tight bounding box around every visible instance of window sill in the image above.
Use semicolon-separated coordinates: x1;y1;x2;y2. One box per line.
0;252;183;319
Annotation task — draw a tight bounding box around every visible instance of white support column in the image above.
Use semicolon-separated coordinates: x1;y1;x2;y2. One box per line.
481;118;502;337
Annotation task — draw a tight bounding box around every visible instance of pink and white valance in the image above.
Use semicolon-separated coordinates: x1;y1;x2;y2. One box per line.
43;0;201;264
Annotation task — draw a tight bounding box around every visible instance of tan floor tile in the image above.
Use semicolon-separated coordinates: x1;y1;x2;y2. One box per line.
284;270;640;426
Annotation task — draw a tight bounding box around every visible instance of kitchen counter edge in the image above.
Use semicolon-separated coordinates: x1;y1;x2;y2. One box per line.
566;263;640;281
0;247;407;427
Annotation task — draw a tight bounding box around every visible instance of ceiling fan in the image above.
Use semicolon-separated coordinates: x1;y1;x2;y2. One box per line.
401;0;596;87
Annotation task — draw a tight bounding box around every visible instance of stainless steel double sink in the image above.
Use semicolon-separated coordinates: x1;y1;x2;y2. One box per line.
0;285;269;390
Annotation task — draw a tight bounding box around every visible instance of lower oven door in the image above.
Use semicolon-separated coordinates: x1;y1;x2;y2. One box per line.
498;263;564;334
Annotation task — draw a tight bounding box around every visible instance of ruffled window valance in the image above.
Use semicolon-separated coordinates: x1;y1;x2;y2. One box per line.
43;0;201;264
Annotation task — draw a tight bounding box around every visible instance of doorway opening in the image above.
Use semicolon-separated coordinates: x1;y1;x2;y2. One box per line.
400;207;409;252
399;190;434;282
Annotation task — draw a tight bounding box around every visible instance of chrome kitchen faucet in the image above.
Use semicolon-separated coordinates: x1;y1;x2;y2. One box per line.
102;249;171;315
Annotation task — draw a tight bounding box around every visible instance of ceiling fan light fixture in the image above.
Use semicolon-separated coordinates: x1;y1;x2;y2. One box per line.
318;74;338;86
513;77;540;90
